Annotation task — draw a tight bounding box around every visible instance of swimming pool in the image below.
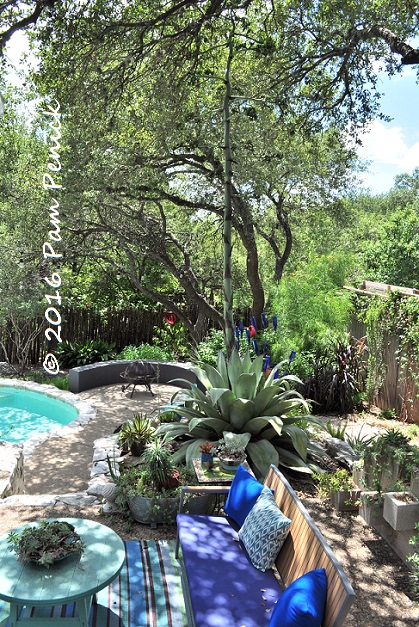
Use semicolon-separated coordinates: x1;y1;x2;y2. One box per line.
0;385;79;443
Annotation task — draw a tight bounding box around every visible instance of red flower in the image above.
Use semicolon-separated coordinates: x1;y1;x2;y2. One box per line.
248;324;257;338
164;311;177;325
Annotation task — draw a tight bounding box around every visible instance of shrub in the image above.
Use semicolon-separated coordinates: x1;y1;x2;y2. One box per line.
57;339;117;368
297;336;368;414
117;343;174;361
193;329;225;367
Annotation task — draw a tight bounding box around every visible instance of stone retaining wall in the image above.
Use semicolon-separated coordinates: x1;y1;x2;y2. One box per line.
0;442;24;498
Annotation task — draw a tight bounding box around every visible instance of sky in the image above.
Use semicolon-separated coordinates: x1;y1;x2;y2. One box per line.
4;32;419;196
356;66;419;194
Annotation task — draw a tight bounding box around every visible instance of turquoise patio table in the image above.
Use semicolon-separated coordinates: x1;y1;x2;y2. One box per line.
0;518;125;627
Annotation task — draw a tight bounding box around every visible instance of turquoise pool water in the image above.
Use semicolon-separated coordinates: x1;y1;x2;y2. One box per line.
0;387;78;443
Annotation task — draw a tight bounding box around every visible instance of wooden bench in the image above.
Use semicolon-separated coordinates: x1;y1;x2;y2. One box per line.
176;465;355;627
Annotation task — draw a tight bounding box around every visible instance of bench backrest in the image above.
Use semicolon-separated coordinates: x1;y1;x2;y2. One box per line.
264;466;355;627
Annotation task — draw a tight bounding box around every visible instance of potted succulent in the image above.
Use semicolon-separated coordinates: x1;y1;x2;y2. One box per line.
216;432;251;472
7;521;85;568
117;413;155;456
113;438;214;525
199;441;216;469
314;469;361;512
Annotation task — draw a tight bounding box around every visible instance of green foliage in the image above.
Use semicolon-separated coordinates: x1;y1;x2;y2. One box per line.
325;420;347;440
408;522;419;600
23;372;69;391
117;414;155;451
193;330;226;367
344;427;376;455
269;254;353;360
362;206;419;289
117;343;174;362
157;349;326;478
360;291;419;411
154;321;190;360
139;438;176;491
313;469;356;498
57;339;117;368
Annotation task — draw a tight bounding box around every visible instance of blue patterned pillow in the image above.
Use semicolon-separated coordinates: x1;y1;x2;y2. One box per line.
269;568;327;627
238;488;291;571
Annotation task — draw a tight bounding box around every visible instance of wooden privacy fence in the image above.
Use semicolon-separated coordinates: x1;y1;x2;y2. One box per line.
0;306;170;366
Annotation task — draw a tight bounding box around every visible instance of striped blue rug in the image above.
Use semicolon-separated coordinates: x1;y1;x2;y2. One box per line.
0;541;187;627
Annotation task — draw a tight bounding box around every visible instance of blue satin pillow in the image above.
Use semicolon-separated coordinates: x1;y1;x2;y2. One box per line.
269;568;327;627
224;464;265;527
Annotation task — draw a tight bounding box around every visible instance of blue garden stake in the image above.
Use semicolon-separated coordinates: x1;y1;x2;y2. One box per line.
263;355;271;372
235;326;240;340
246;328;251;344
273;368;279;379
238;320;244;335
250;316;257;330
261;312;267;329
272;315;277;331
289;350;296;362
263;342;269;355
252;339;259;355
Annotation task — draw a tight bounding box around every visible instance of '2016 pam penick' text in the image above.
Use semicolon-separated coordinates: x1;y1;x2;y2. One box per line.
41;99;63;376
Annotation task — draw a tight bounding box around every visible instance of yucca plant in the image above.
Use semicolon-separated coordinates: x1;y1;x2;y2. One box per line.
156;350;326;478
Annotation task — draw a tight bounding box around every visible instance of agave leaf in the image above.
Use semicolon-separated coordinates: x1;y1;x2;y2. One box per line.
281;414;325;429
262;397;305;417
155;423;190;438
253;386;282;414
276;447;312;473
246;415;283;436
227;350;244;393
264;362;286;386
201;362;229;389
249;353;264;374
208;387;231;407
168;378;194;389
247;440;279;480
171;440;192;464
235;372;258;400
189;416;228;435
229;398;255;431
216;351;229;383
178;404;218;421
217;389;237;419
189;423;217;439
241;351;253;372
189;399;223;420
281;425;308;461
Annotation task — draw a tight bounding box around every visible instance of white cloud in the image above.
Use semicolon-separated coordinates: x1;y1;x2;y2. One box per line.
358;121;419;171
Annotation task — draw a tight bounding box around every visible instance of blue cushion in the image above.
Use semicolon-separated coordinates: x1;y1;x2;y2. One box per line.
224;465;265;527
269;568;327;627
239;488;291;571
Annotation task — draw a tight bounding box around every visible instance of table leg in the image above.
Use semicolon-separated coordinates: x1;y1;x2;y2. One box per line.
9;603;22;627
77;595;93;627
